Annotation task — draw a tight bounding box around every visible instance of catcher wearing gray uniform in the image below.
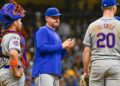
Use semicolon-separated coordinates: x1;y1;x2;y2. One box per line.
0;1;27;86
83;0;120;86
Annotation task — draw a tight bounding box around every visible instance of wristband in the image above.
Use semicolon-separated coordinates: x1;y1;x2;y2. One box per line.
9;59;18;66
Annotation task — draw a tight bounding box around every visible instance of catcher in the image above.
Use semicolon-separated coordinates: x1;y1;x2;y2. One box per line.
0;1;27;86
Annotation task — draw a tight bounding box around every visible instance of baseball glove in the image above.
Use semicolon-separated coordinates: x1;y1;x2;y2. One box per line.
80;75;89;86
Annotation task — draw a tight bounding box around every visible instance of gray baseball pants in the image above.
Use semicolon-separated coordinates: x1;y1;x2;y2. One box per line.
35;74;59;86
89;59;120;86
0;67;25;86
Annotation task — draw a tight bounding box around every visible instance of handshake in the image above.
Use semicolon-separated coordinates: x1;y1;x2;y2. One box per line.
62;38;75;49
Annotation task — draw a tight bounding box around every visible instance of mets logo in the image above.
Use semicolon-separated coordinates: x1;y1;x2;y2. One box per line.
13;41;19;46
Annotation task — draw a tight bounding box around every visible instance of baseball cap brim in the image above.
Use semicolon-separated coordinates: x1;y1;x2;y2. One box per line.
46;13;62;17
52;14;62;16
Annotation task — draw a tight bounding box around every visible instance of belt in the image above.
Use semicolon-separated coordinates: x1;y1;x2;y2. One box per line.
4;65;21;69
91;58;120;63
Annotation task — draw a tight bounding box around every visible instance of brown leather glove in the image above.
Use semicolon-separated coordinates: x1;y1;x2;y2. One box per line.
80;75;89;86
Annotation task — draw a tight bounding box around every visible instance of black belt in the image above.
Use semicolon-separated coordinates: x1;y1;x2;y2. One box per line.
4;65;21;69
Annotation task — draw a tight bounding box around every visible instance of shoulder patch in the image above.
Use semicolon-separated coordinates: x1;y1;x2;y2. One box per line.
13;41;19;46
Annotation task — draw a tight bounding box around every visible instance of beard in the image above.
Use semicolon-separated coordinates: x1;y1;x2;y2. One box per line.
53;22;60;28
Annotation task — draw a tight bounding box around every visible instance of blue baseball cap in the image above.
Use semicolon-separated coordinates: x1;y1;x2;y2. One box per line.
45;7;62;16
102;0;120;7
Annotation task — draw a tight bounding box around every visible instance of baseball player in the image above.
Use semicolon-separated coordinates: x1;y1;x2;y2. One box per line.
32;7;75;86
83;0;120;86
0;1;27;86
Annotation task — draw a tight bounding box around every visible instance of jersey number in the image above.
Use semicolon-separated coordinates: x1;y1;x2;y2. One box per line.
97;33;115;48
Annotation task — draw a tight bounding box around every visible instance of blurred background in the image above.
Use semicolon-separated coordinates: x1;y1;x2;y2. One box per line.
1;0;120;86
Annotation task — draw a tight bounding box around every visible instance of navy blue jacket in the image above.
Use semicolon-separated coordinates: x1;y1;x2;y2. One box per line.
32;25;66;78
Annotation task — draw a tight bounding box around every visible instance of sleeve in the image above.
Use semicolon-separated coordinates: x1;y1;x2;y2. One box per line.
83;24;92;47
9;35;21;52
35;28;63;53
61;49;67;60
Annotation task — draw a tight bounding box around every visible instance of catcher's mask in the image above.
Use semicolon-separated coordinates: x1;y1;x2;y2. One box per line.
0;1;26;28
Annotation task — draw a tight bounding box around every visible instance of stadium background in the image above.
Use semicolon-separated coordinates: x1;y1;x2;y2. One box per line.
1;0;120;86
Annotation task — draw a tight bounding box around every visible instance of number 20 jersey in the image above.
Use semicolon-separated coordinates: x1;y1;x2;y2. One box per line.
83;17;120;61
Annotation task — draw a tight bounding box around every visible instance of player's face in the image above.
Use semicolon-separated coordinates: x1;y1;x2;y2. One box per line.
46;16;60;29
16;19;22;31
113;5;117;14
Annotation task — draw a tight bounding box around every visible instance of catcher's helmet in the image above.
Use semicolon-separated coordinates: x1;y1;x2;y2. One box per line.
45;7;62;16
0;2;26;28
0;3;25;20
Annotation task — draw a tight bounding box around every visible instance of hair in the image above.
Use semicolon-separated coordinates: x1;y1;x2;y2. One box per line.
101;6;115;11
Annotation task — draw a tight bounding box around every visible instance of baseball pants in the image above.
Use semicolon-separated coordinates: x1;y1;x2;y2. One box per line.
35;74;59;86
89;59;120;86
0;67;25;86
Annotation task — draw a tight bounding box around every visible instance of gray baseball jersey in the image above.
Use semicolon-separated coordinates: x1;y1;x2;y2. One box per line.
83;17;120;61
0;33;23;66
1;33;21;55
0;33;25;86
